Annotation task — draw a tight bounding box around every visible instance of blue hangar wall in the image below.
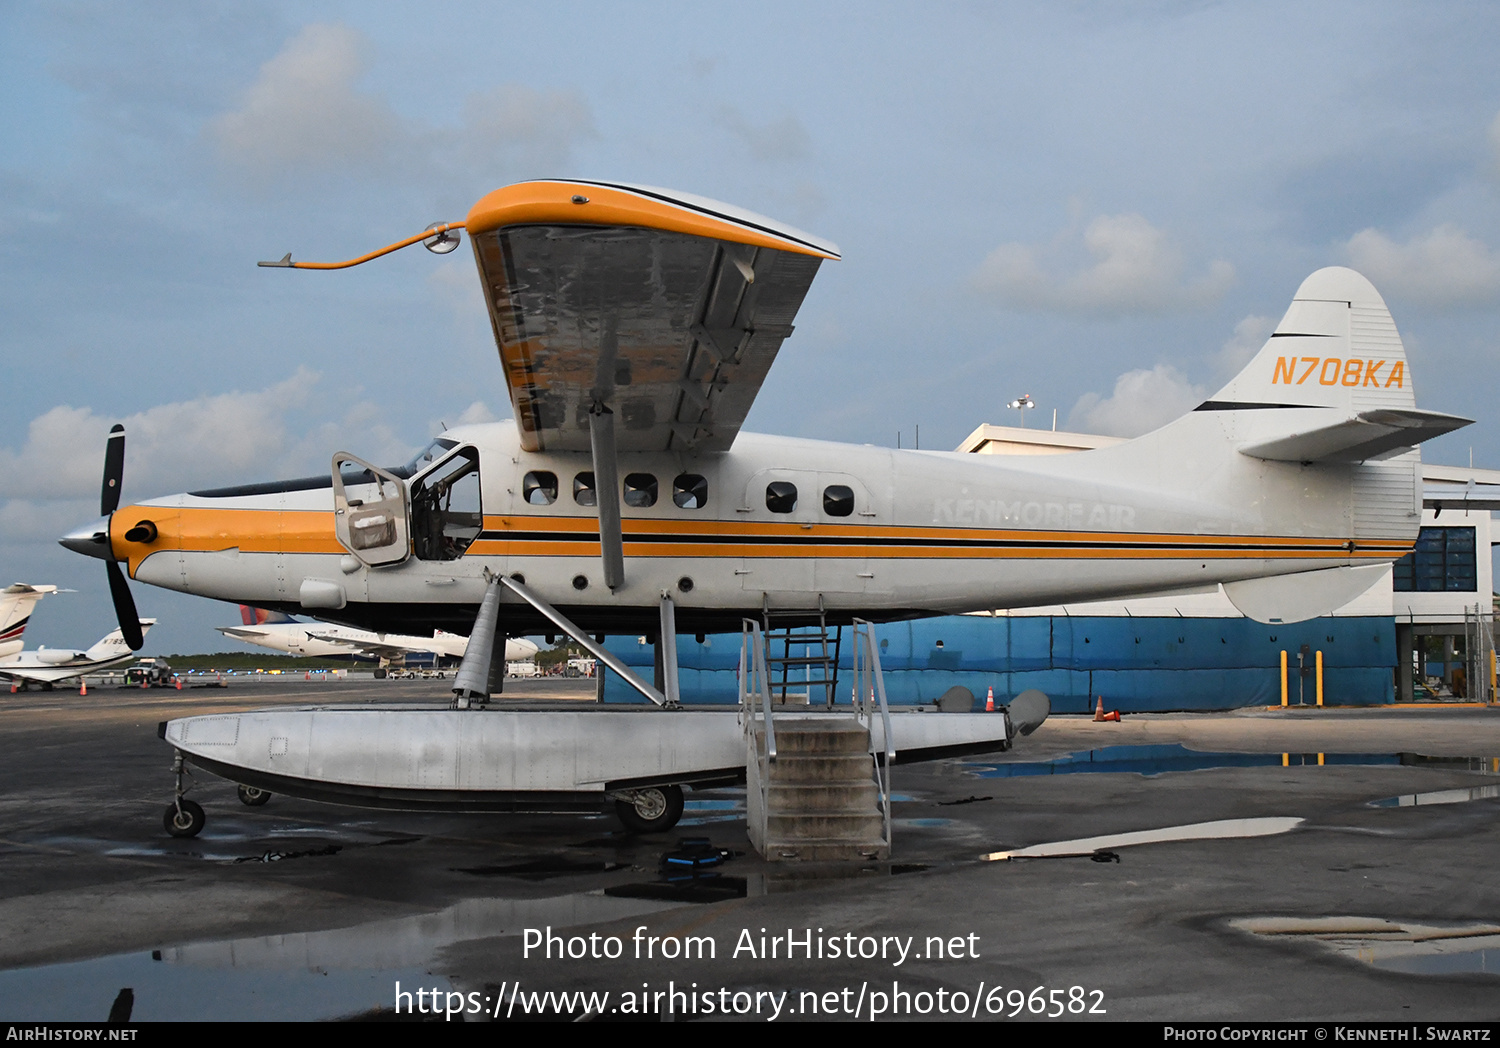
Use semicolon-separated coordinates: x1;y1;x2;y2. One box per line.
600;615;1396;712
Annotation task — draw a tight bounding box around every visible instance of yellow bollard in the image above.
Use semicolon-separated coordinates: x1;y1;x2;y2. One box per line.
1280;650;1288;707
1282;753;1290;767
1316;650;1324;707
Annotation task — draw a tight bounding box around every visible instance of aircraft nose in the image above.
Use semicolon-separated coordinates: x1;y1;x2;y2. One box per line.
60;516;114;560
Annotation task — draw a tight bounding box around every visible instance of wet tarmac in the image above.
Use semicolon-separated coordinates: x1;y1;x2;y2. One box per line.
2;677;1499;1021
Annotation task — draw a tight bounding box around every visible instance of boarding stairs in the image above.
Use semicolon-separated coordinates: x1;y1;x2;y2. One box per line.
761;597;841;707
743;618;893;861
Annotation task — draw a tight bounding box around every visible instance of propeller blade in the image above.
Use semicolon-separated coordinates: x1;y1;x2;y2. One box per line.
102;424;125;516
106;560;144;651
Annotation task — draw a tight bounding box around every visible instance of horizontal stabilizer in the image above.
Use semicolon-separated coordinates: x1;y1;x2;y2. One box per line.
1222;564;1388;624
1239;409;1471;464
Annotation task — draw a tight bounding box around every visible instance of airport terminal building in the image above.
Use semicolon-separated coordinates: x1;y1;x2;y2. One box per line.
604;425;1497;712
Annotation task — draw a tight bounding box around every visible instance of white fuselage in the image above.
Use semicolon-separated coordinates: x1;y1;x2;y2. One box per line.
104;415;1408;637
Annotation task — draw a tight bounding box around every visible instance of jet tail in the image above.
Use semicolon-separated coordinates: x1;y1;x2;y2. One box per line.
0;584;59;646
85;619;155;660
240;605;297;625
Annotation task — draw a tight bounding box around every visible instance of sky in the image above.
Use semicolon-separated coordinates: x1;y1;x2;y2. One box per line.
4;1;1500;655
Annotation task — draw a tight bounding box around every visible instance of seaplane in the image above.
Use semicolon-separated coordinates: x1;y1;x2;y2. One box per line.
58;179;1477;847
217;606;539;676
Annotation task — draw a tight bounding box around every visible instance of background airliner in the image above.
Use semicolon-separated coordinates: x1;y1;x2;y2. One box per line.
217;606;538;673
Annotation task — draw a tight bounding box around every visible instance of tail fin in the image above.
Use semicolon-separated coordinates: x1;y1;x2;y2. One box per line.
1064;268;1467;623
1206;267;1467;464
85;619;155;660
1210;266;1417;413
240;604;296;625
0;584;58;645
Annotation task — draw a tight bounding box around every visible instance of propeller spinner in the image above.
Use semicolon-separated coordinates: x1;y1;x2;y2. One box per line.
58;424;144;651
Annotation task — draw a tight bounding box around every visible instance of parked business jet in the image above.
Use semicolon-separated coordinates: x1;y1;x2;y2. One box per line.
55;180;1473;835
2;621;155;690
218;606;539;671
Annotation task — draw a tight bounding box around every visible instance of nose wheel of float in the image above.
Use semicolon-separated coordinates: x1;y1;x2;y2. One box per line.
163;750;206;838
612;785;684;833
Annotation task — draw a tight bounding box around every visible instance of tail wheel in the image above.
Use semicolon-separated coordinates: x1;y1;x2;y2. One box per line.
163;799;205;838
237;784;272;807
614;785;684;833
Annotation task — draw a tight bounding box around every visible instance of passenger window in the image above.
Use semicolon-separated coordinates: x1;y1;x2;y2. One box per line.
673;474;708;509
624;473;658;508
523;471;557;506
766;481;798;514
823;484;854;517
573;472;597;507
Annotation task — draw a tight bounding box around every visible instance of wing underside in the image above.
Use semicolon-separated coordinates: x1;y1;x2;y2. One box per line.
466;181;837;454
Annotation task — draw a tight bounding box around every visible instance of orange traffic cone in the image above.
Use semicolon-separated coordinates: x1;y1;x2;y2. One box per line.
175;678;182;690
1093;696;1105;721
986;686;995;712
79;679;87;696
305;670;311;680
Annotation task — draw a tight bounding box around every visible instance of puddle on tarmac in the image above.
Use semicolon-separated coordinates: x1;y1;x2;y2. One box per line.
679;795;745;827
0;891;682;1022
965;745;1499;779
1369;784;1500;808
455;857;628;879
983;817;1305;861
1233;917;1500;976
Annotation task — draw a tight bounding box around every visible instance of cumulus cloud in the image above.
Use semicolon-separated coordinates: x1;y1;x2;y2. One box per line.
1345;224;1500;305
1066;364;1205;438
0;370;316;502
0;369;438;535
717;106;812;162
971;213;1234;315
210;23;593;184
209;24;397;175
1212;314;1275;378
1065;315;1272;438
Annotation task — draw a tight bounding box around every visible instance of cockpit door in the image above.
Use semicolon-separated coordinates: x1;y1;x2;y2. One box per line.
332;453;411;567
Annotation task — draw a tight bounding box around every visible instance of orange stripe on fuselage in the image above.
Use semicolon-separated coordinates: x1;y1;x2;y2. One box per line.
111;506;341;577
111;505;1411;576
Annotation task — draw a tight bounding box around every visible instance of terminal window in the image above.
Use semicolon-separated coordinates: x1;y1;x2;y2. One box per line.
1392;527;1476;592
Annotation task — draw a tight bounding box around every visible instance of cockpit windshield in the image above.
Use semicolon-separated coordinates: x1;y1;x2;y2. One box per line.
392;438;459;479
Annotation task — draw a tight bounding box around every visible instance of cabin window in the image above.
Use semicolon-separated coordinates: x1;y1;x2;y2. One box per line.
673;473;708;509
766;481;798;514
823;484;854;517
573;472;597;506
624;473;658;508
522;471;557;506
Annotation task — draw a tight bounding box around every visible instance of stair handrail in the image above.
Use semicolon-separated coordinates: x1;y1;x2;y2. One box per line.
741;619;778;836
852;618;894;847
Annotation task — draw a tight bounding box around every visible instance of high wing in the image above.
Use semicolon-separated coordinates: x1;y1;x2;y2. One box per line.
464;179;840;454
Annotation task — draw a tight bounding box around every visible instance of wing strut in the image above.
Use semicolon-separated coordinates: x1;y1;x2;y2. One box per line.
588;404;626;589
451;575;508;707
495;573;679;709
